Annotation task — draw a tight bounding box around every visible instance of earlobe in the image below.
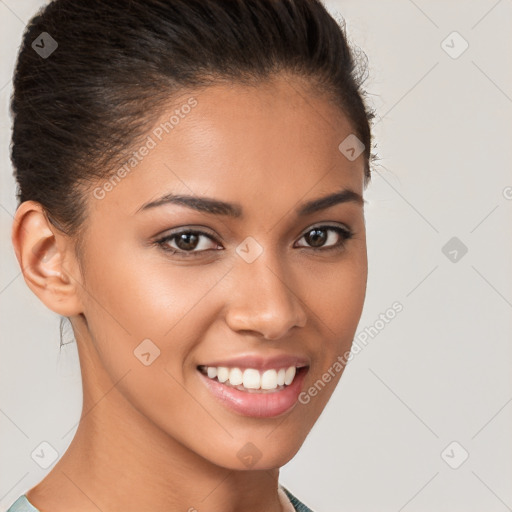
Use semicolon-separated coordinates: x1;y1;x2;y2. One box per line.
11;201;83;317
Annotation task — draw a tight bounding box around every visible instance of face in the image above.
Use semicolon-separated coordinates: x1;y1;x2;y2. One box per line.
73;76;368;470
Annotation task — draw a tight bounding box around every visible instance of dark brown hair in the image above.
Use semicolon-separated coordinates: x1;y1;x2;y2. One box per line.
10;0;376;242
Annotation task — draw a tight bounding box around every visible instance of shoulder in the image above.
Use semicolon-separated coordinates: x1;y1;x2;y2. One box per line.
280;485;316;512
6;495;40;512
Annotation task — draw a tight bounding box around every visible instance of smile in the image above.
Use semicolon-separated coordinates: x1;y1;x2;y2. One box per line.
197;364;310;418
198;365;303;393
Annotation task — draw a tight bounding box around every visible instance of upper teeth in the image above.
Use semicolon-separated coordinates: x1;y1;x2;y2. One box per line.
202;366;297;390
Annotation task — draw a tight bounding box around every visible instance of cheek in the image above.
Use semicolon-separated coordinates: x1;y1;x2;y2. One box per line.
82;245;227;336
76;248;232;432
293;254;367;418
77;241;234;386
306;251;368;339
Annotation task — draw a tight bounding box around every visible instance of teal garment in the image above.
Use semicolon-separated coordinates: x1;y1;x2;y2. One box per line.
281;485;315;512
5;495;39;512
6;486;314;512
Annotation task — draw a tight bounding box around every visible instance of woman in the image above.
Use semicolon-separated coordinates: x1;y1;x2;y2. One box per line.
7;0;375;510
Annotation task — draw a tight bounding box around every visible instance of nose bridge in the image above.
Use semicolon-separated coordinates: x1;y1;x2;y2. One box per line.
225;246;307;339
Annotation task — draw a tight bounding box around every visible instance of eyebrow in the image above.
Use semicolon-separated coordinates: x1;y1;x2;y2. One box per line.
136;188;363;217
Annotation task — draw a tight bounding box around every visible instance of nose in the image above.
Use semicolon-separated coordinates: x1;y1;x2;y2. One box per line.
224;256;307;340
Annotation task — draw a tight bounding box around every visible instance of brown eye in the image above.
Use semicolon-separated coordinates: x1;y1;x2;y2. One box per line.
295;225;353;251
175;232;200;251
304;228;327;248
156;229;220;256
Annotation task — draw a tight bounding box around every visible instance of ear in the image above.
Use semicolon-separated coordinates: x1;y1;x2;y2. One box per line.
11;201;84;317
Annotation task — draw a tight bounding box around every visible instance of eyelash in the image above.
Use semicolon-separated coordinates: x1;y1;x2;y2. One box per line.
154;225;354;258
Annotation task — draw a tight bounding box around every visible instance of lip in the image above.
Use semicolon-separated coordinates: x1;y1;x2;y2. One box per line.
197;353;310;371
198;366;309;418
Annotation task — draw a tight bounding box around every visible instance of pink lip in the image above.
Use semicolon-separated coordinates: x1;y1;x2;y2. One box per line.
197;366;309;418
198;353;310;371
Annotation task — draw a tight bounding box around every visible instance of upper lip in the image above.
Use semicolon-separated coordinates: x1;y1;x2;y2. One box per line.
197;353;310;371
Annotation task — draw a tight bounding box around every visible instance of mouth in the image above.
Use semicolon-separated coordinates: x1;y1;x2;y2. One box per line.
196;364;310;418
197;364;308;393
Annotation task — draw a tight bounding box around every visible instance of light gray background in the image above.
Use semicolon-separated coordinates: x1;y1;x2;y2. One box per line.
1;1;511;511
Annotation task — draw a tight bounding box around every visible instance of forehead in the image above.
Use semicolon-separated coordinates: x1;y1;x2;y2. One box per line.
89;76;365;220
166;77;359;171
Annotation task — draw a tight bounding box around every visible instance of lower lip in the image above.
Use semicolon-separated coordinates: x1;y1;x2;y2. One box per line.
197;367;309;418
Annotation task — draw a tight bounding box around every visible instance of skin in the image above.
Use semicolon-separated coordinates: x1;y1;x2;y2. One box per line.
12;75;368;512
